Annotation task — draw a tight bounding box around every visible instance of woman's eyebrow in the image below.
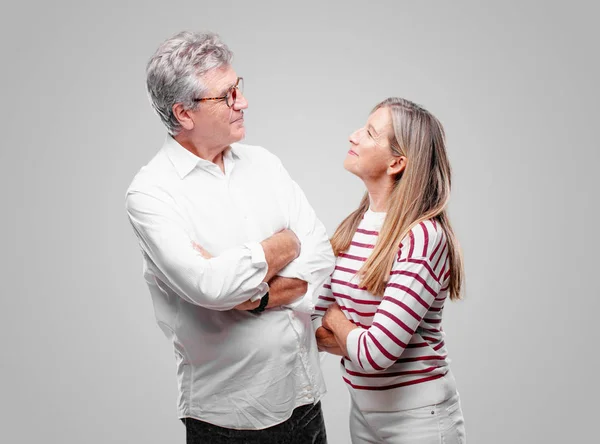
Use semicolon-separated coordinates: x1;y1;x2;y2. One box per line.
367;124;379;136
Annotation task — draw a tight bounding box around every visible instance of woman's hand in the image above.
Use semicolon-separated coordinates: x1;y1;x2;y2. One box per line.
315;326;345;356
321;303;357;358
322;302;346;331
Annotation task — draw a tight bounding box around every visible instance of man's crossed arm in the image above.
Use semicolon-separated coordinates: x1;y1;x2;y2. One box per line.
192;230;308;311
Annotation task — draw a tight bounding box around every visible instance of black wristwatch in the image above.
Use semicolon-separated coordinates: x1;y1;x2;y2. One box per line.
249;292;269;314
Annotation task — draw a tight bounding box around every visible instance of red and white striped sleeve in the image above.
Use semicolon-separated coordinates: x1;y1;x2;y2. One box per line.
312;274;335;324
345;221;448;372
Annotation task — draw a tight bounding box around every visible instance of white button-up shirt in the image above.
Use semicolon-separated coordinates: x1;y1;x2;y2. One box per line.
125;135;335;429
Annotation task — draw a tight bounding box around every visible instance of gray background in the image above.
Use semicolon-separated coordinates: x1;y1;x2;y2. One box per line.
1;1;598;442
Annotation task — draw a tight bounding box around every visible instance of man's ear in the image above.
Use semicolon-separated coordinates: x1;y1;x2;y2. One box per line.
172;103;195;131
388;156;407;177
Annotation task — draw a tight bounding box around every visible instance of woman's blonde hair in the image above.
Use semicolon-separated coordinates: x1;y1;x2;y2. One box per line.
331;97;464;300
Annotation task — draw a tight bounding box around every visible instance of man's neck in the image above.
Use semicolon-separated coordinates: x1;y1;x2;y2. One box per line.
174;134;228;173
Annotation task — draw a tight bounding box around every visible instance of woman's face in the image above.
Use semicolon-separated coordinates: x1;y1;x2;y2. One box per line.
344;107;397;181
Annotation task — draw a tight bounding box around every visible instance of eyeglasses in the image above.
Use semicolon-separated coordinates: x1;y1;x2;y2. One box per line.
194;77;244;108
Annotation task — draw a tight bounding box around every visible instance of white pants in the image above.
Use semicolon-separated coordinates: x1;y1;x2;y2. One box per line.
349;393;466;444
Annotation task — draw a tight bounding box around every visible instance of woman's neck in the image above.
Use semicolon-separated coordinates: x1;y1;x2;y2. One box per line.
365;178;393;212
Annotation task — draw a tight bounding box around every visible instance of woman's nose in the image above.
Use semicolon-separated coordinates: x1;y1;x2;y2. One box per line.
349;128;361;144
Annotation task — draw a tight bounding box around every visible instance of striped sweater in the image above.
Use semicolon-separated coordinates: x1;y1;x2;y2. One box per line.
314;209;458;411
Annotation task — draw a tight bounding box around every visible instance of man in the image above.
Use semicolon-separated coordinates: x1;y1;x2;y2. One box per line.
125;31;335;443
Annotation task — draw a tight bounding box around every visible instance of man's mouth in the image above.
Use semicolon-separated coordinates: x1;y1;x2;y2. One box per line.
231;113;244;123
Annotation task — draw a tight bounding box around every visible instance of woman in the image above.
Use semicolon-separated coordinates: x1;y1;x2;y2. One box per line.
315;97;466;443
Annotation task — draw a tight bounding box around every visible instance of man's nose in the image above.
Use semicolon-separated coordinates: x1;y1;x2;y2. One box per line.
233;91;248;110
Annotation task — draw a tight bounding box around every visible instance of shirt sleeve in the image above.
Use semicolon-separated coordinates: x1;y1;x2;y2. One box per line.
126;188;268;311
311;275;335;330
272;157;336;314
345;255;443;373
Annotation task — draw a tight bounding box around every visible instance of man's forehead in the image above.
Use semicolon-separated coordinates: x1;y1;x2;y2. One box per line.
201;65;236;91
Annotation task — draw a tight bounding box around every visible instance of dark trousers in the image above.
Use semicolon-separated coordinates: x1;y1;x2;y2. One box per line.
181;401;327;444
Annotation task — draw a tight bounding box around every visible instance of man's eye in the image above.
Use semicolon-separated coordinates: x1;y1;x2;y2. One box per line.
367;131;373;138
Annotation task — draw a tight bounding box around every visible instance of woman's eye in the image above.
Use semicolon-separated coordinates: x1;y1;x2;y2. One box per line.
367;131;373;138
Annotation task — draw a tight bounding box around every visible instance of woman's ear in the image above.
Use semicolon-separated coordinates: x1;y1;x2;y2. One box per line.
172;103;195;131
388;156;407;177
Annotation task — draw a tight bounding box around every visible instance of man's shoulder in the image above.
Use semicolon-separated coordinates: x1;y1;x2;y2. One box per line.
125;149;177;198
231;142;281;165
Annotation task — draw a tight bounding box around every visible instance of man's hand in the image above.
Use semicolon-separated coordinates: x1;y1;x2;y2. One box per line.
260;229;301;282
315;326;345;356
191;238;304;312
191;241;212;259
265;276;307;309
279;228;301;256
234;299;261;311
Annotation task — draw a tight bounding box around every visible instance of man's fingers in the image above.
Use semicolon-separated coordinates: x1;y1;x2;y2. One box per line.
234;299;261;311
191;241;212;259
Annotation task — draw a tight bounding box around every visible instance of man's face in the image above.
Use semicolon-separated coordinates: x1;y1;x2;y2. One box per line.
188;64;248;148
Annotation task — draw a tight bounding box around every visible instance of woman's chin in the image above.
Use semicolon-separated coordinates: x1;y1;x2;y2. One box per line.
343;159;360;178
343;157;354;172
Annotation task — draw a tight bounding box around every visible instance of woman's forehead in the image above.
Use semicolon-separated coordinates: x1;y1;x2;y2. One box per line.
368;107;393;133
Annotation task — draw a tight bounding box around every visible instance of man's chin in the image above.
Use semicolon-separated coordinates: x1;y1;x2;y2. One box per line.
230;131;245;144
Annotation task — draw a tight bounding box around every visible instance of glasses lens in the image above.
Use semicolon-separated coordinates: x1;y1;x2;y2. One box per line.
228;87;237;107
226;78;243;108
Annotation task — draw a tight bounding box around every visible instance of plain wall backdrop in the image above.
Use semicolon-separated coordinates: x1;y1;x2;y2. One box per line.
1;1;598;442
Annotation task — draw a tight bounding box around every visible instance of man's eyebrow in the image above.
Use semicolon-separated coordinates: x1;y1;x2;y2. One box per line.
217;80;236;96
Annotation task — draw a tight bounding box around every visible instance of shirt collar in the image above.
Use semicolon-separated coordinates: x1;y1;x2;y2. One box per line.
163;135;240;179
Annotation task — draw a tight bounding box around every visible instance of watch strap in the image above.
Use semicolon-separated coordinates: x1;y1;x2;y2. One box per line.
249;292;269;314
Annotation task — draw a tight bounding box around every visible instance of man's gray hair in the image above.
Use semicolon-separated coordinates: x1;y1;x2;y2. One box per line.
146;31;233;135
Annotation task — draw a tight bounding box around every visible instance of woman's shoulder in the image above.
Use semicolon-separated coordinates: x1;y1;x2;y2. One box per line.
398;219;446;261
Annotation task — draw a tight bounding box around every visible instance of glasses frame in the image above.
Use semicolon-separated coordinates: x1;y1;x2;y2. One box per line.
193;77;244;108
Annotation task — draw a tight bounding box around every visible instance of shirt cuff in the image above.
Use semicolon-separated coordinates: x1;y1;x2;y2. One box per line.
250;282;269;303
277;261;310;282
243;242;268;302
346;327;365;367
244;241;267;267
